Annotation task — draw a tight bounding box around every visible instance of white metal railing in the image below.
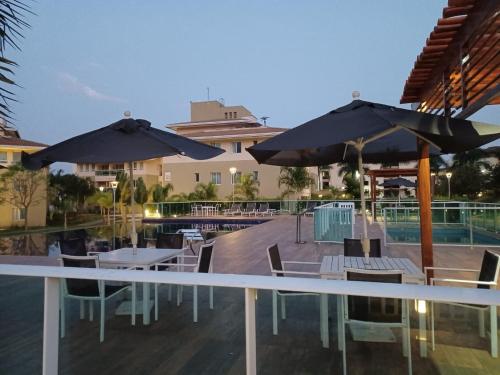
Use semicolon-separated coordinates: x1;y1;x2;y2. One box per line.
313;202;354;242
2;264;500;375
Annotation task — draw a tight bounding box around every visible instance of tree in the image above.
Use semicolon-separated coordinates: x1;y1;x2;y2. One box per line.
278;167;314;197
452;149;490;170
429;155;448;174
450;164;484;199
49;170;94;209
337;160;358;177
0;1;32;120
134;177;148;211
0;164;46;230
149;183;173;202
234;173;259;200
342;173;360;199
190;182;218;200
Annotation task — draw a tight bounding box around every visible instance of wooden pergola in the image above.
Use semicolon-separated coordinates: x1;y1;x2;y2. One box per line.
366;168;418;220
399;0;499;278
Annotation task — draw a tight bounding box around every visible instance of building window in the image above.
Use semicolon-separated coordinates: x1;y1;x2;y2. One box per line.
224;112;228;119
210;172;221;185
210;142;221;148
253;140;258;145
78;164;83;172
139;161;144;170
229;112;233;119
232;142;241;153
232;171;242;185
133;162;138;170
0;151;7;163
233;112;237;118
13;207;26;221
91;163;95;171
164;171;172;182
12;152;21;163
253;171;259;181
194;172;200;182
84;164;89;172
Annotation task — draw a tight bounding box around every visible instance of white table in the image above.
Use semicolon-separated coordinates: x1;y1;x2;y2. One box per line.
320;255;427;357
97;247;183;325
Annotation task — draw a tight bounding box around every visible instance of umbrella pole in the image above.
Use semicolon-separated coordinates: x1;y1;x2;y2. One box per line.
356;144;370;259
129;162;138;254
417;140;433;280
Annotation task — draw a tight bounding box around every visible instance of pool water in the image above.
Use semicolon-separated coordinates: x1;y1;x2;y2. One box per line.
387;225;500;246
0;219;267;256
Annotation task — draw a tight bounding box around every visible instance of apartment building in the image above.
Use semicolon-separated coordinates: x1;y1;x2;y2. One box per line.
0;123;47;228
162;101;289;198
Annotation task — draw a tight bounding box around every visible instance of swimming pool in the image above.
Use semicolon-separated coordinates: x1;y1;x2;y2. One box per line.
386;225;500;246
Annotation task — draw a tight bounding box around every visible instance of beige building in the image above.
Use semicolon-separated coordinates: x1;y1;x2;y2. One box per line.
163;101;288;199
0;124;47;228
75;159;162;190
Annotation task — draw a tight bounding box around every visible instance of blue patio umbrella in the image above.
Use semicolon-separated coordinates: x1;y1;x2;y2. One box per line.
23;114;224;250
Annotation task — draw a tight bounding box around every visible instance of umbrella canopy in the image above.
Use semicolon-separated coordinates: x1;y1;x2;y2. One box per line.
22;117;223;169
23;117;224;250
379;177;416;188
248;99;500;260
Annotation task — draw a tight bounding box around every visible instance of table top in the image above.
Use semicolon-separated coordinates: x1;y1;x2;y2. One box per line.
97;248;183;266
320;255;425;284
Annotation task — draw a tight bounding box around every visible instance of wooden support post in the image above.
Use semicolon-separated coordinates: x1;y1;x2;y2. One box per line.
418;140;434;280
370;175;377;221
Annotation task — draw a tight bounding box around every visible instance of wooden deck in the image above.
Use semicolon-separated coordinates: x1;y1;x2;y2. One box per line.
1;215;499;374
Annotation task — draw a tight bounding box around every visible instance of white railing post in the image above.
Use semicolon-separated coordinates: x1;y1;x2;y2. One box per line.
43;277;60;375
245;288;257;375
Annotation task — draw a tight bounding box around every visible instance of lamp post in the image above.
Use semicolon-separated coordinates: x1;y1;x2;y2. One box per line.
110;180;118;249
229;167;237;203
446;172;452;199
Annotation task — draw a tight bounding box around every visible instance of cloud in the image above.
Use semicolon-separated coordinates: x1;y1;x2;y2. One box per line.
57;72;126;103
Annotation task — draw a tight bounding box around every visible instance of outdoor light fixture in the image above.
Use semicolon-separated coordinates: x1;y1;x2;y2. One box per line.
229;167;237;203
446;172;453;199
110;180;118;189
99;186;104;192
110;181;118;249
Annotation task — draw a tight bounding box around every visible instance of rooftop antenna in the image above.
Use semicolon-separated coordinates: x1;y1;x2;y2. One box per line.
207;87;210;101
124;110;131;118
352;90;361;100
260;116;269;126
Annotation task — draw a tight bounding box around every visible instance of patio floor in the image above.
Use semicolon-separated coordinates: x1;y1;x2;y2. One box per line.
0;215;499;374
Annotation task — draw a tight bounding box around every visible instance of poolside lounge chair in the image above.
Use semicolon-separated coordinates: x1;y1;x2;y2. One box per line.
256;202;271;216
425;250;500;357
155;241;215;323
343;238;382;257
59;254;136;342
304;201;318;216
241;202;257;216
341;269;411;375
59;238;88;256
223;203;241;216
267;244;326;343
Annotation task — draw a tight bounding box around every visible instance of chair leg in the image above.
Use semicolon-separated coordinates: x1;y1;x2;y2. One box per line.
490;305;498;358
80;300;85;319
479;309;485;338
193;285;198;323
272;290;278;335
168;285;172;302
100;298;105;343
209;286;214;310
131;283;136;326
89;301;94;322
431;301;436;351
341;303;347;375
281;295;286;320
337;295;343;351
154;282;159;321
402;300;408;357
60;296;66;339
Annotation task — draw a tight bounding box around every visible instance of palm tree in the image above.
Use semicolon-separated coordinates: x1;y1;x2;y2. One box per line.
0;1;32;120
149;183;174;202
134;177;148;212
235;173;260;199
337;160;358;177
429;155;448;174
191;182;218;200
278;167;314;197
452;149;490;170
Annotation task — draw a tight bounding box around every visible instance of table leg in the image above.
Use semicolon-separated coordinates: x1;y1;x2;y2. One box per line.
142;266;151;325
320;294;329;348
337;295;343;351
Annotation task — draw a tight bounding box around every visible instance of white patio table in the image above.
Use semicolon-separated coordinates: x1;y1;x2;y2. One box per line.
320;255;427;357
97;247;184;325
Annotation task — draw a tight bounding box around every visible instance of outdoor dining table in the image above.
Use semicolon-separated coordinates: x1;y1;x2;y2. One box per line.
320;255;427;357
97;247;184;325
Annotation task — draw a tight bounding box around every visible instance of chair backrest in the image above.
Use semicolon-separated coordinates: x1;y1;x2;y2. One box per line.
197;241;215;273
246;202;256;211
258;203;269;212
306;201;317;210
478;250;500;289
59;238;87;256
156;233;184;249
345;269;403;323
59;255;100;297
343;238;382;257
267;244;284;277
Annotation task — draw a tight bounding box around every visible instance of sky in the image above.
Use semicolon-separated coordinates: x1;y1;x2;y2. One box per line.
7;0;500;164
